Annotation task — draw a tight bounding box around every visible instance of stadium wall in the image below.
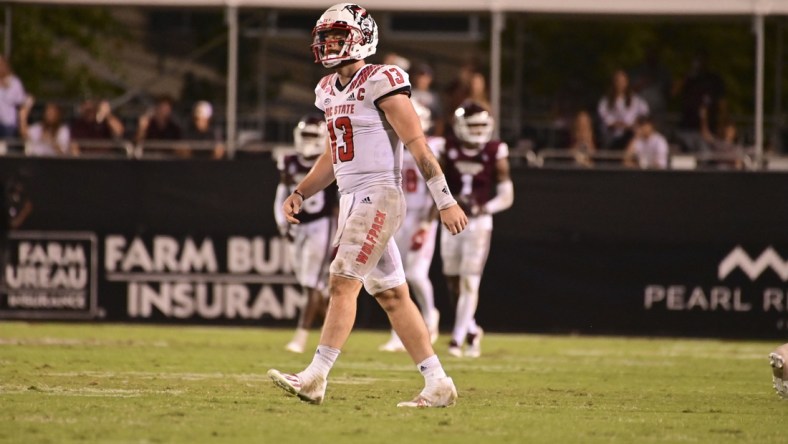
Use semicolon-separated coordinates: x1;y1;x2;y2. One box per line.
2;158;788;339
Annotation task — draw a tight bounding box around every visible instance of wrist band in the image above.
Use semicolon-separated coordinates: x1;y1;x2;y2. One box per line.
426;175;457;210
293;189;306;200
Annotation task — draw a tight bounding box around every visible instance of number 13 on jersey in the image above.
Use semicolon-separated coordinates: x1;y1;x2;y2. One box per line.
328;117;355;163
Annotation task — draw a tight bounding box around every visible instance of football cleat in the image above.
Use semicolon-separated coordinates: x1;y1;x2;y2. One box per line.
379;332;406;352
397;377;458;408
448;340;463;358
769;351;788;399
285;341;305;354
464;327;484;358
267;369;326;405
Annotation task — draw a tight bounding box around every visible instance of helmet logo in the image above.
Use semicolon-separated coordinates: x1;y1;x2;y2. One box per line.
343;4;374;44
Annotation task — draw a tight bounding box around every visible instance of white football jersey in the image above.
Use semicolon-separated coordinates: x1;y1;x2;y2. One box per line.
315;64;411;195
401;135;444;219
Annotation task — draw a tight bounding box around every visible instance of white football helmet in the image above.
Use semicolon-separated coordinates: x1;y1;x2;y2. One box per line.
312;3;378;68
294;114;327;159
453;101;494;145
412;100;432;133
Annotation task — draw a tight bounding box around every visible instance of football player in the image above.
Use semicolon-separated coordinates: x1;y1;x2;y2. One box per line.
379;101;441;352
440;100;514;358
267;3;467;408
769;343;788;399
275;114;337;353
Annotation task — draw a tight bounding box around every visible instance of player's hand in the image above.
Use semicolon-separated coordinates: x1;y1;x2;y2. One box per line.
282;193;303;224
439;204;467;235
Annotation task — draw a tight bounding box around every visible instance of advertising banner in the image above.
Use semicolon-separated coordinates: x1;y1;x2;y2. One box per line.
2;159;788;338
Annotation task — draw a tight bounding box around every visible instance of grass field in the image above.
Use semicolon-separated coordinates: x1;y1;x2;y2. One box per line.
0;322;785;443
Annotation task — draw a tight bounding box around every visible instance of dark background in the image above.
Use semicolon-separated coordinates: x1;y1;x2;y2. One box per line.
3;157;788;338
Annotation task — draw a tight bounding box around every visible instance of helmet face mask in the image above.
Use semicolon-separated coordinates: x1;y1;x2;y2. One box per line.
294;115;327;159
313;25;356;68
453;101;494;146
312;3;378;68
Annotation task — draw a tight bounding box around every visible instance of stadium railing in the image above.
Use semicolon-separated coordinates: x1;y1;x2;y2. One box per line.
521;147;777;171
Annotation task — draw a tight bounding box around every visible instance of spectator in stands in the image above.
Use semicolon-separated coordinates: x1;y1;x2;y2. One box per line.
468;72;490;111
18;96;72;156
410;63;443;136
629;47;671;125
674;50;726;153
444;61;491;140
69;99;125;156
700;111;745;170
182;100;225;159
445;59;483;133
623;115;668;169
568;110;597;167
0;55;26;139
136;95;182;157
597;69;649;150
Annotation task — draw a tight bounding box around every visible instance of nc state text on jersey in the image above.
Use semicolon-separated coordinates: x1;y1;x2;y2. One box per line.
324;104;356;118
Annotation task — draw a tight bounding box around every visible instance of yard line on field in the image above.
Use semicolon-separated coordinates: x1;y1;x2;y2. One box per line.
562;348;767;360
42;370;409;385
43;370;273;382
0;337;170;347
0;384;183;397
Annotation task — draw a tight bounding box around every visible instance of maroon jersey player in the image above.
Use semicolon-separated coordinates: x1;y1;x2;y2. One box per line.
439;100;514;358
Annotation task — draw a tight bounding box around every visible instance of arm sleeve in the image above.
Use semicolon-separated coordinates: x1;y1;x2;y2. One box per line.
483;180;514;215
496;141;510;160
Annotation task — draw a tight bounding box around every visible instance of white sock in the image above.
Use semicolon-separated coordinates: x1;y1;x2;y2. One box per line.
299;344;340;382
452;275;481;344
417;354;447;385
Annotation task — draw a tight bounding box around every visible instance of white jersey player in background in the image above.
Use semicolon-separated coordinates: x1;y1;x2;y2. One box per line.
379;101;442;352
770;343;788;399
267;3;467;408
274;114;338;353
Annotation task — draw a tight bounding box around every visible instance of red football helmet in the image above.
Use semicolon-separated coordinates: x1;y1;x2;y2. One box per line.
312;3;378;68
